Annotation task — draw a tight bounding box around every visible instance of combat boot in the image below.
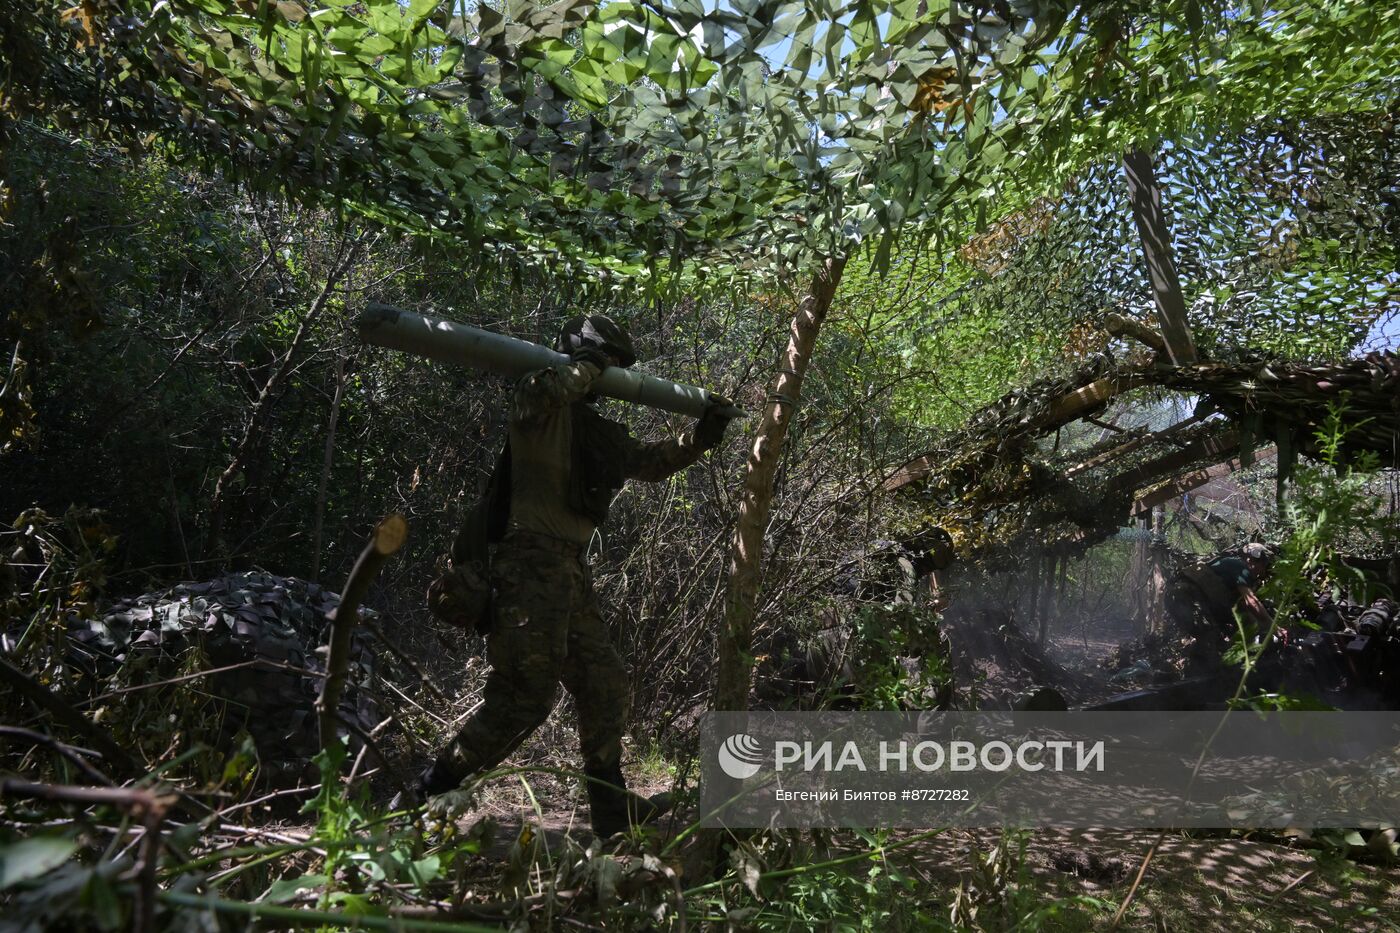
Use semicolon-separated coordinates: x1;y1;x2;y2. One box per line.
629;790;674;826
585;764;673;837
391;758;462;810
585;763;631;837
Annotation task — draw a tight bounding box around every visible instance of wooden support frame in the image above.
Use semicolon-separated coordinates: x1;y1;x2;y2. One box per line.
883;372;1150;491
1105;426;1241;497
1131;447;1277;517
1065;414;1204;478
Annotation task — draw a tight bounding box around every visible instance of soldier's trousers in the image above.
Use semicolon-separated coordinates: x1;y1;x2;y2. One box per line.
438;531;628;784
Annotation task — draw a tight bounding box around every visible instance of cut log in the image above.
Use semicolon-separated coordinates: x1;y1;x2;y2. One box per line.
317;514;407;752
1102;311;1168;354
1040;374;1150;429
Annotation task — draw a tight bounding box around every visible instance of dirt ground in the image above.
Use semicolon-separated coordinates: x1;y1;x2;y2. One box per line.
452;788;1398;930
373;615;1398;929
894;826;1400;931
422;710;1397;931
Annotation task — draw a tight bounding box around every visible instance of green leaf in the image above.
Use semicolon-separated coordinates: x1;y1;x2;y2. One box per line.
1185;0;1204;40
407;854;441;886
261;873;330;904
80;870;123;929
328;891;374;915
0;837;79;890
872;229;894;276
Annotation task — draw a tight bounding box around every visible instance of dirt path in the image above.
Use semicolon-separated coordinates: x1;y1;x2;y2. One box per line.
895;827;1398;931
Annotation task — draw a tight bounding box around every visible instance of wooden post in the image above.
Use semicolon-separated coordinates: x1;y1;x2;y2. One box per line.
311;354;351;582
1132;513;1150;631
317;514;407;752
1123;147;1198;366
1147;507;1167;634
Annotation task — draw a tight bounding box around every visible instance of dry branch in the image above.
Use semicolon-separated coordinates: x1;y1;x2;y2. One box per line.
0;780;173;933
208;235;361;550
0;725;113;785
0;657;139;778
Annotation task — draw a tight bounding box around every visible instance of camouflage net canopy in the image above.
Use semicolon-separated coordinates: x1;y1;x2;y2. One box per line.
66;572;378;785
854;115;1399;437
886;350;1400;566
8;1;1399;288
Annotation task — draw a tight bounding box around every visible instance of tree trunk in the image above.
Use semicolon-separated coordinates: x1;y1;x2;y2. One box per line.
1027;550;1042;639
1122;147;1198;365
713;254;847;712
1041;552;1066;646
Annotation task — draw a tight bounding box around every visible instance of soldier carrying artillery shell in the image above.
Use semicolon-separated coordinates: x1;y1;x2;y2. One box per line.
368;309;736;836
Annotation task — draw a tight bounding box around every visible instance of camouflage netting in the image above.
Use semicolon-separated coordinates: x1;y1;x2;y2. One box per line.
891;350;1400;566
66;572;379;785
1160;351;1400;464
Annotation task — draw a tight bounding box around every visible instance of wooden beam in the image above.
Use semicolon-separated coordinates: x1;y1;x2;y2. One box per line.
883;451;941;491
1041;374;1149;427
1130;447;1277;516
1123;147;1199;365
1106;426;1240;497
1065;414;1204;478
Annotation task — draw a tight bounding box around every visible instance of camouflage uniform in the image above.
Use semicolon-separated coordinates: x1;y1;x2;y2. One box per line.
439;536;627;782
426;353;726;833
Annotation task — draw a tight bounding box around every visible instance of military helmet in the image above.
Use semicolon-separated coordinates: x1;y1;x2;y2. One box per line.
555;314;637;368
1242;542;1277;565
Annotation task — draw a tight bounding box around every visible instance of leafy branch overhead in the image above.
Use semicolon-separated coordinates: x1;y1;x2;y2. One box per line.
18;1;1399;286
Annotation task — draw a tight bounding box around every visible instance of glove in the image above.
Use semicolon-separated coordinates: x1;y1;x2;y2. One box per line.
426;560;491;633
694;394;737;450
570;346;614;371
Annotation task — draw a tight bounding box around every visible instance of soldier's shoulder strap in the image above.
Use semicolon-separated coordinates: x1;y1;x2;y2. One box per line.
571;401;629;442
